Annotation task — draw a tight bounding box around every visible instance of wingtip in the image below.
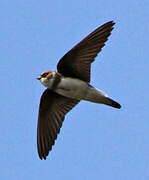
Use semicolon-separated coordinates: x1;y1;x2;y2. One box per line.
112;21;115;25
105;20;115;26
38;152;48;160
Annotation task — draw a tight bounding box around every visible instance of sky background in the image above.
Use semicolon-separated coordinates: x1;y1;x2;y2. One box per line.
0;0;149;179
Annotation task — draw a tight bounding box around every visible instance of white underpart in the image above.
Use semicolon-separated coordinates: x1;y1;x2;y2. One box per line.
40;77;55;88
56;77;108;104
40;77;109;104
56;78;89;99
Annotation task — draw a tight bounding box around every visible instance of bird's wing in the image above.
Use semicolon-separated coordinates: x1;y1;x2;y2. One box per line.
37;89;79;159
57;21;115;83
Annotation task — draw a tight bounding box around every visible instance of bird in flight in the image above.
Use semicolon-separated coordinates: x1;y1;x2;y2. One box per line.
37;21;121;160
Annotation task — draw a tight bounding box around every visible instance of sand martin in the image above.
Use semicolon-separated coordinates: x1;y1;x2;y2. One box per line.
37;21;121;160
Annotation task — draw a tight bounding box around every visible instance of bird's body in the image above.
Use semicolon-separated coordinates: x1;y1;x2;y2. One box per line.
37;21;121;160
41;73;88;99
56;77;89;100
41;72;120;108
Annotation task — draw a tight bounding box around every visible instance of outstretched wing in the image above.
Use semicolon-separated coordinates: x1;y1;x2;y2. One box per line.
57;21;115;83
37;89;79;159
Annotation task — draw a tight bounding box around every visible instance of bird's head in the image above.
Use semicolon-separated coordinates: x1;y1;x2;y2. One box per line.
37;70;58;88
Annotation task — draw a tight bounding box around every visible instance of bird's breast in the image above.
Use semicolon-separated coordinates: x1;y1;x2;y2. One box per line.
55;77;89;100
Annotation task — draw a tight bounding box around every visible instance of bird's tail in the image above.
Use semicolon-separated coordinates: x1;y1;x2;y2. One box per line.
100;97;121;109
84;86;121;109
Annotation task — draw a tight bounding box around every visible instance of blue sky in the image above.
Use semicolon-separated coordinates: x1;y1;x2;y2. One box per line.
0;0;149;179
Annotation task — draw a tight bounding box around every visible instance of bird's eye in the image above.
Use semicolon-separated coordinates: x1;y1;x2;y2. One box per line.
42;73;49;77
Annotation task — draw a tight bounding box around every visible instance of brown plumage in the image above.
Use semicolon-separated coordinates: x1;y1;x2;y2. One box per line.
37;90;79;159
37;21;116;159
57;21;115;82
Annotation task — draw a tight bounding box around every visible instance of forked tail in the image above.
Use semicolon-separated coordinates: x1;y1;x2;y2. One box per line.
84;86;121;109
101;97;121;109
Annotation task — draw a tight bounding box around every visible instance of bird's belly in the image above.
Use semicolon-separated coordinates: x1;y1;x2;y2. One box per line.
55;78;89;100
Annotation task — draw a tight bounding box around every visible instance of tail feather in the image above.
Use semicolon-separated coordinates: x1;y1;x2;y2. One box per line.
102;97;121;109
84;86;121;109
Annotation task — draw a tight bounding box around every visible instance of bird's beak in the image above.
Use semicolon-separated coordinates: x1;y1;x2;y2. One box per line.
37;77;41;80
